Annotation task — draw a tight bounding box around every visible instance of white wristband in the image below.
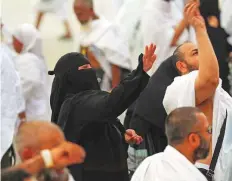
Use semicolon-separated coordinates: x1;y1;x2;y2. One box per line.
40;149;54;168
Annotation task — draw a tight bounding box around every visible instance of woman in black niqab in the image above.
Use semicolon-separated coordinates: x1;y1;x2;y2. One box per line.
49;45;156;181
49;53;100;125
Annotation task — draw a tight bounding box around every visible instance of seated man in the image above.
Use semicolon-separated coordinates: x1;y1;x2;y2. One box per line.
163;2;232;181
14;121;85;180
131;107;209;181
73;0;132;90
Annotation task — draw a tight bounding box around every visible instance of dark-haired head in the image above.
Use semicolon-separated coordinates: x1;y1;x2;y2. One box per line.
173;42;199;75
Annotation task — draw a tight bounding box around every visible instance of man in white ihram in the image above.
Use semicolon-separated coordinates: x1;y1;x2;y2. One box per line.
163;2;232;181
12;24;50;121
73;0;132;91
131;107;209;181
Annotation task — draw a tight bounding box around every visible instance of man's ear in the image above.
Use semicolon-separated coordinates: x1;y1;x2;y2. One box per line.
176;60;187;74
188;133;200;149
176;61;183;73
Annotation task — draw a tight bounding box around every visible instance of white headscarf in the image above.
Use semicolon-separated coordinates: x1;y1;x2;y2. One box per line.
13;24;44;60
13;23;48;76
13;24;51;120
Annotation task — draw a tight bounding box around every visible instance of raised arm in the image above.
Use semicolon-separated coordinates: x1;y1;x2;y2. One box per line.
105;44;157;117
170;18;189;47
185;2;219;105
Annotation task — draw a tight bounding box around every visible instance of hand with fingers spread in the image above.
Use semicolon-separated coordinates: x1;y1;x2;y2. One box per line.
184;1;205;30
143;43;157;72
125;129;143;145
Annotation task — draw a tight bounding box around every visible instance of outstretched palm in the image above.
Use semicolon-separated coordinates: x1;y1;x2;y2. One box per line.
143;43;157;72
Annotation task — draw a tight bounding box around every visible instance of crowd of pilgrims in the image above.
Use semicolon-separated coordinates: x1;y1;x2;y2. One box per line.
1;0;232;181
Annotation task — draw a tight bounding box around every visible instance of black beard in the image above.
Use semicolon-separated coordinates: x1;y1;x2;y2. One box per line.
193;135;210;162
186;64;198;72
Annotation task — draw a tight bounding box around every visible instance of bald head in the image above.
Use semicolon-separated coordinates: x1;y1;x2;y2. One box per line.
74;0;93;8
73;0;97;25
165;107;203;145
15;121;65;160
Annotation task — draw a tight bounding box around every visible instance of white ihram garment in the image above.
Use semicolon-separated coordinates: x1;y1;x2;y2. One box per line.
131;145;207;181
13;24;50;121
163;71;232;181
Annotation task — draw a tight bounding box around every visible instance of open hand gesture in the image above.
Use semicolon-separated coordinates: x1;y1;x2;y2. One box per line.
184;1;205;30
143;43;157;72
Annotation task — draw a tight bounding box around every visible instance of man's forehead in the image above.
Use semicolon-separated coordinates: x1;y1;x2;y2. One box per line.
180;42;197;53
195;112;209;128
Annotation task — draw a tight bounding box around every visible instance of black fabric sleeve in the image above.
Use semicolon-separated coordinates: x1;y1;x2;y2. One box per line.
123;101;136;129
129;114;151;137
104;54;150;118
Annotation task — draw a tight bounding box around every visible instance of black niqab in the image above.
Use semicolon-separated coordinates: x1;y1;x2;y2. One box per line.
49;53;100;123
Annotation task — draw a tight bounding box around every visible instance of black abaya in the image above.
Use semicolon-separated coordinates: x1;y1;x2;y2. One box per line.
129;55;180;153
50;53;150;181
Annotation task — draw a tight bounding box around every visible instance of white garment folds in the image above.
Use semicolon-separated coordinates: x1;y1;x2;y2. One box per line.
221;0;232;45
78;18;132;90
13;24;50;121
93;0;124;21
35;0;68;20
163;71;232;181
0;48;20;159
115;0;147;70
141;0;196;73
131;145;207;181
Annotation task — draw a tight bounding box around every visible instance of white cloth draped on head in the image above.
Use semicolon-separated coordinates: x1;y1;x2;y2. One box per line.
163;71;232;181
131;146;207;181
13;24;44;59
13;24;51;121
141;0;196;74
